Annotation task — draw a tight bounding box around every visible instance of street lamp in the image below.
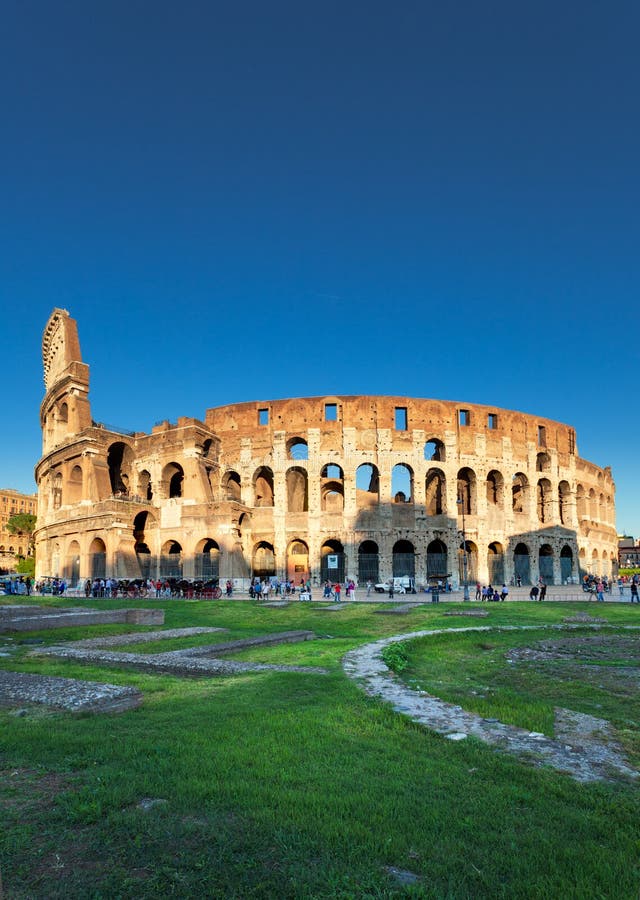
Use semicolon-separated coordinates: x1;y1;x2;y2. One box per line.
457;495;470;601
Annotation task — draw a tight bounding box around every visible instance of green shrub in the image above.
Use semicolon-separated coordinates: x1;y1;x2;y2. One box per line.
382;641;409;673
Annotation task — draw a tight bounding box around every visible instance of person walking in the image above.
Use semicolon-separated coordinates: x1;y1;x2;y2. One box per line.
539;580;547;601
334;582;342;603
630;581;639;603
475;581;482;601
596;579;605;602
366;580;372;597
388;580;395;600
500;584;509;601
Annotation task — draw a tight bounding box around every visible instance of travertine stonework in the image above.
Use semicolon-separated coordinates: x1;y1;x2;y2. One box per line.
34;309;617;587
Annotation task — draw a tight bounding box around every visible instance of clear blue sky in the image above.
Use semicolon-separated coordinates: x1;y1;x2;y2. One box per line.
1;1;639;535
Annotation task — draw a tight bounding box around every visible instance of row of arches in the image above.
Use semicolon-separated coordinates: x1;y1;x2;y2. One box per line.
57;528;591;586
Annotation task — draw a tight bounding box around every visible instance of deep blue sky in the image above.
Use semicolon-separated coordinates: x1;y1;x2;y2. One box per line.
1;1;639;535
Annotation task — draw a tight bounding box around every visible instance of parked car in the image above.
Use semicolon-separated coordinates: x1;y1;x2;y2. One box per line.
374;577;416;594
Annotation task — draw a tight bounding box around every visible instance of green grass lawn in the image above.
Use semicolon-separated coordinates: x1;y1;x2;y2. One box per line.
1;598;639;898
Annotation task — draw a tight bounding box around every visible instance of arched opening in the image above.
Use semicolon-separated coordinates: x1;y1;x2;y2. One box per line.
321;464;344;512
560;545;574;584
287;438;309;461
287;539;309;584
222;471;242;502
252;541;275;579
537;478;552;523
321;540;345;583
458;539;478;584
539;544;554;585
107;442;134;495
486;470;503;507
536;452;551;472
65;539;81;586
591;548;599;574
321;482;344;512
393;539;415;580
67;464;83;504
358;540;379;583
558;481;571;526
576;484;587;518
160;540;183;578
59;401;68;423
426;539;447;580
160;462;185;499
513;542;530;585
138;470;153;501
89;537;106;579
512;473;528;514
253;467;274;507
424;439;445;462
425;468;445;515
133;511;155;579
488;541;504;584
286;467;308;512
457;467;476;515
355;464;379;507
53;472;63;509
589;489;597;520
392;464;413;503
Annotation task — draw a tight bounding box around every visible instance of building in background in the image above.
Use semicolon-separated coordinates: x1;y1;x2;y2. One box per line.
34;309;618;588
0;488;38;572
618;536;640;569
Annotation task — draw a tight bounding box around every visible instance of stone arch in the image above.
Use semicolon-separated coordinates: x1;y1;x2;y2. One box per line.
89;536;106;579
159;462;185;499
59;401;69;423
133;511;156;579
426;539;447;580
252;541;275;579
286;467;308;512
358;540;379;583
392;463;413;503
53;471;63;509
560;545;574;583
599;493;605;522
195;538;220;580
356;464;379;507
321;539;345;582
588;488;597;519
67;464;83;504
64;539;81;585
512;473;529;514
253;467;274;507
107;442;135;495
393;539;415;579
321;464;344;512
537;478;552;523
486;470;504;507
425;468;446;515
488;541;505;584
576;484;587;518
222;470;242;502
539;544;554;584
424;439;446;462
458;538;478;584
558;481;571;526
536;452;551;472
513;542;531;585
137;469;153;501
287;437;309;461
287;539;309;584
457;467;476;515
160;540;183;578
591;548;599;572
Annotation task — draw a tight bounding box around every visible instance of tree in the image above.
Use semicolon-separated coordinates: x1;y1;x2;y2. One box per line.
6;513;37;557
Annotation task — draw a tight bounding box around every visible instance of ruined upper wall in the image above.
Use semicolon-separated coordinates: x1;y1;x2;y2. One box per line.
42;308;86;391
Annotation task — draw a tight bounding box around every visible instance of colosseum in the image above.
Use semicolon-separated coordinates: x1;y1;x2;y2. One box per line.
34;308;617;589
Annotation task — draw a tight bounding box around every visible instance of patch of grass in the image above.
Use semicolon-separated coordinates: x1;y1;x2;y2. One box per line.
1;599;640;897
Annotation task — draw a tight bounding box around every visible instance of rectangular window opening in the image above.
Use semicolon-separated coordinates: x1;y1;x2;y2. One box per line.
459;409;470;427
395;407;408;431
325;403;337;422
487;413;498;430
538;425;546;446
258;408;269;426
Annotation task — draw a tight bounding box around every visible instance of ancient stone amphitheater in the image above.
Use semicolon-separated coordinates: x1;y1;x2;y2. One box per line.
34;309;617;588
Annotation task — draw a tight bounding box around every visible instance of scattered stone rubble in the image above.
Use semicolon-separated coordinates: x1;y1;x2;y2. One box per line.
0;670;142;713
342;624;640;783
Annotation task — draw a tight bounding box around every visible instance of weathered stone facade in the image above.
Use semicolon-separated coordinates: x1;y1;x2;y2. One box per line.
34;309;617;587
